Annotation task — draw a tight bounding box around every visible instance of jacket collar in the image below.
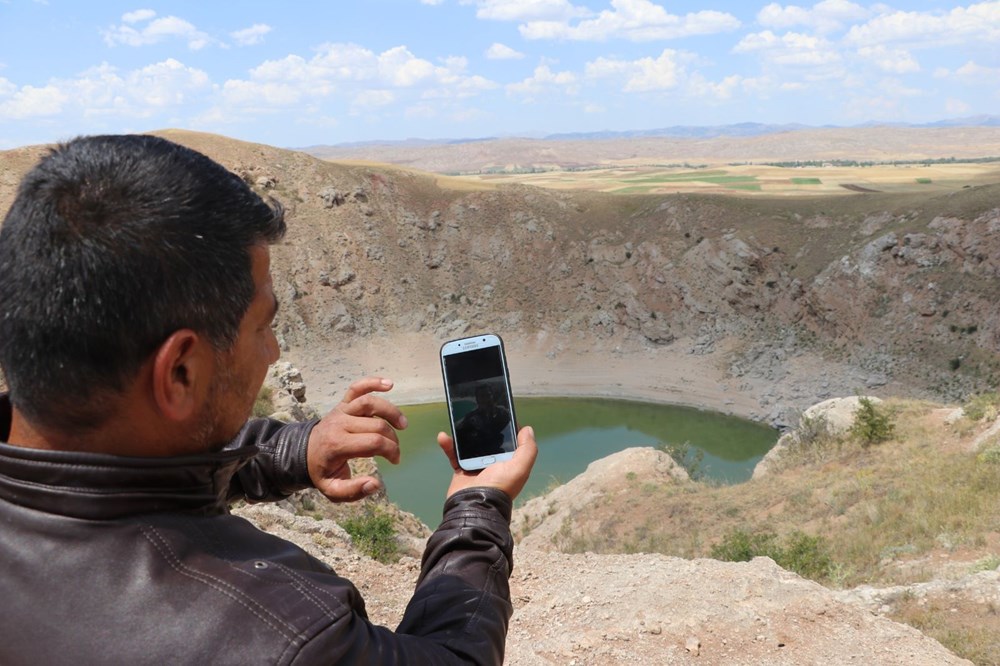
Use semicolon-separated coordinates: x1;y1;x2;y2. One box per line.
0;394;257;519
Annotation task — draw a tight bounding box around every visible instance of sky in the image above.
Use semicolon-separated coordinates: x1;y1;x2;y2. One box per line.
1;1;998;149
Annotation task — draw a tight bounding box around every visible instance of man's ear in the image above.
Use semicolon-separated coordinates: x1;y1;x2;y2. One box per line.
151;330;212;422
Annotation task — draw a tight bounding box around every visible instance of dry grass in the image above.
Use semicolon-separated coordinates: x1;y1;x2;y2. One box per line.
558;399;1000;586
892;597;1000;666
549;399;1000;662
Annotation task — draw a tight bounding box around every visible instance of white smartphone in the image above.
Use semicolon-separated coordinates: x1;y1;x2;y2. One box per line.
440;334;518;471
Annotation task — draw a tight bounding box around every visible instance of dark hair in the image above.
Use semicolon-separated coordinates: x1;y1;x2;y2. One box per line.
0;134;285;430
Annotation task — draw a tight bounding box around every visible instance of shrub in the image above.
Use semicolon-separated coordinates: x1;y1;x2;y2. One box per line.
798;412;833;446
850;397;896;447
978;446;1000;465
711;529;779;562
964;392;999;422
711;529;834;581
658;441;706;480
780;532;834;580
253;385;276;418
341;509;399;563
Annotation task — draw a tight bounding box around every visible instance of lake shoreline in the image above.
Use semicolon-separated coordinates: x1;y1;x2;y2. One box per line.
283;331;916;429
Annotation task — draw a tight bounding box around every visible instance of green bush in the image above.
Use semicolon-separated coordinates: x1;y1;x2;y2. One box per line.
798;412;833;446
850;397;896;447
964;392;999;422
341;510;399;563
711;529;833;581
253;385;276;418
711;529;779;562
658;441;706;480
781;532;834;580
977;446;1000;465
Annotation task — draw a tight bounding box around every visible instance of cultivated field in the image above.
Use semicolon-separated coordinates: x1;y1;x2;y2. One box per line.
457;161;1000;197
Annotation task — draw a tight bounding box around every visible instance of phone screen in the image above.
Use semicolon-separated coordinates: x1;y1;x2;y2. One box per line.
441;337;517;470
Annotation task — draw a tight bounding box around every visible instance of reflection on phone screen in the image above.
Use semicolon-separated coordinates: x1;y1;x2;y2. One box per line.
443;346;516;460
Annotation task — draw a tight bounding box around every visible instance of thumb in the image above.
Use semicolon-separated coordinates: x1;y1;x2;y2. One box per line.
513;426;538;465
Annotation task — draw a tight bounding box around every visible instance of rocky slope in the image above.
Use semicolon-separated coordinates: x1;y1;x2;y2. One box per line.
4;130;997;418
234;495;972;665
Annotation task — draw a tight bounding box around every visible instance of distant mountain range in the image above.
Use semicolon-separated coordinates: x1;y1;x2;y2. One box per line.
297;116;1000;151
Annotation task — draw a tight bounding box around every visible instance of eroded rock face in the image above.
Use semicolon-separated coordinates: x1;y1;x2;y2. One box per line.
514;447;688;552
752;396;883;479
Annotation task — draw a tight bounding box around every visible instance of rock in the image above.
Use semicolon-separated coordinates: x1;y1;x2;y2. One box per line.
753;396;883;479
514;448;687;551
319;186;345;208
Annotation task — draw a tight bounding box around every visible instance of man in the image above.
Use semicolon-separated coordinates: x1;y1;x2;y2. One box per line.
456;383;513;459
0;134;537;664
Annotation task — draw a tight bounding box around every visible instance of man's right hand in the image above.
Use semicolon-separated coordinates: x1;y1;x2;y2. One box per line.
306;377;407;503
436;426;538;501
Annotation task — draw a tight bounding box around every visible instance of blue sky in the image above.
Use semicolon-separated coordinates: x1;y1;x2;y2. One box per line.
1;1;998;148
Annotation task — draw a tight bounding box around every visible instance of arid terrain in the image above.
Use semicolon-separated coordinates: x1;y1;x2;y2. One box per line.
3;126;1000;663
308;127;1000;198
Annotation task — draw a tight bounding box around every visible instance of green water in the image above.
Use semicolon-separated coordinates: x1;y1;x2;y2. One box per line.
379;397;778;528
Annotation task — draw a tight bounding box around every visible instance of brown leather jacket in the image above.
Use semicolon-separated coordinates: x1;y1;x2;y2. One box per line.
0;395;515;665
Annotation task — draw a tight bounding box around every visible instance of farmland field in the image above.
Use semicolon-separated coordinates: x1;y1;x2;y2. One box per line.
454;162;1000;197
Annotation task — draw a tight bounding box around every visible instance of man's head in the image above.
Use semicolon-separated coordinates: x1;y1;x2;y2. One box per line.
0;134;286;440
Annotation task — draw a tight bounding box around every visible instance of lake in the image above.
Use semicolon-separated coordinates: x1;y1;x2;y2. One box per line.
379;397;778;528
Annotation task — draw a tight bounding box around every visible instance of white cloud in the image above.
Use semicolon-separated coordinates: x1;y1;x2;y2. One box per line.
231;24;272;47
734;30;841;66
421;0;445;4
0;58;213;123
757;0;869;34
221;79;304;108
378;46;435;87
955;60;1000;81
688;73;749;101
486;42;525;59
467;0;590;21
252;44;375;83
845;2;1000;47
506;64;577;97
352;89;395;111
126;59;211;108
519;0;740;41
585;49;685;92
0;84;67;119
122;9;156;24
946;98;971;114
405;103;437;119
220;42;499;119
247;42;494;94
857;45;920;74
103;13;213;50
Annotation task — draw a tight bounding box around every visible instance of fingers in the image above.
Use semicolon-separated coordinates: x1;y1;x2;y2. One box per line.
341;376;393;404
443;425;538;501
316;475;383;503
310;410;402;463
339;386;407;431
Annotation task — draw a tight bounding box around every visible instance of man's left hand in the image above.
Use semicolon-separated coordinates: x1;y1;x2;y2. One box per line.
307;377;407;503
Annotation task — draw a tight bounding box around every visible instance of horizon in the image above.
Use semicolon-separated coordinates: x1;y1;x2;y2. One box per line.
1;1;999;150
